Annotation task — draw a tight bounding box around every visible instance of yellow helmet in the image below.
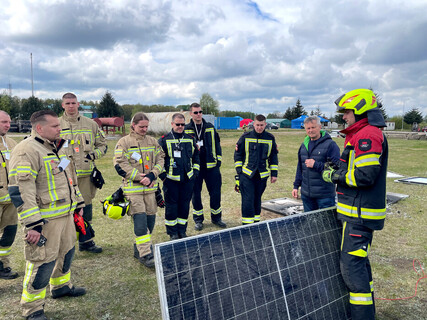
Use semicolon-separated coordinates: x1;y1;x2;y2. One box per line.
335;89;377;115
102;197;130;220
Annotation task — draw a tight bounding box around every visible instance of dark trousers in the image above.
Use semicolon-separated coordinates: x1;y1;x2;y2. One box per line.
340;221;375;320
192;165;222;223
239;172;267;224
300;194;335;212
163;178;195;236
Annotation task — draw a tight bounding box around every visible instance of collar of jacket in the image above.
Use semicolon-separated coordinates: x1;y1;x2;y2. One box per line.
32;130;66;151
340;118;369;136
188;118;205;128
129;127;147;141
62;112;80;122
303;130;329;150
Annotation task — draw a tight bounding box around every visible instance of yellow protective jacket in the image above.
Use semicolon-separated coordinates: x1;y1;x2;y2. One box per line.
8;131;84;229
114;129;165;195
59;113;107;178
0;135;17;204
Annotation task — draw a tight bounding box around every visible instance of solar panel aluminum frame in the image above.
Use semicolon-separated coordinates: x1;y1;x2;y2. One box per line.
155;208;351;320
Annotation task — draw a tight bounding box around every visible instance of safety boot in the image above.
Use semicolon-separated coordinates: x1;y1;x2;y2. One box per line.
26;309;48;320
212;220;227;228
139;253;155;268
79;240;102;253
52;285;86;299
0;267;18;280
194;222;203;231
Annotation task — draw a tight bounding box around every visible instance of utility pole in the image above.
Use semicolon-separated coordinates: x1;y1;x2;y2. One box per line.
30;53;34;97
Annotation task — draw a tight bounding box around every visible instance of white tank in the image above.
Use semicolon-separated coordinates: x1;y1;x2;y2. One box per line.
144;112;191;135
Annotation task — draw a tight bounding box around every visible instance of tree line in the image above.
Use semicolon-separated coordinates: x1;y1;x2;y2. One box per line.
1;90;425;127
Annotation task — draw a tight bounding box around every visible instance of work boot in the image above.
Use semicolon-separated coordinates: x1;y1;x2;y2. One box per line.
26;309;48;320
139;253;155;268
178;233;187;239
212;220;227;228
0;267;18;280
170;234;179;241
194;222;203;231
79;240;102;253
52;286;86;299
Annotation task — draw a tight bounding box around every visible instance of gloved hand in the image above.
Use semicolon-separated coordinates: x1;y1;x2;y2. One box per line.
322;167;335;183
86;153;96;161
234;175;240;193
324;160;339;170
155;186;165;208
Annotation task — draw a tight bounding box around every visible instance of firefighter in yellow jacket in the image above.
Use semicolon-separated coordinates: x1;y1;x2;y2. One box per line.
0;111;19;280
9;110;86;320
59;92;107;253
113;112;165;268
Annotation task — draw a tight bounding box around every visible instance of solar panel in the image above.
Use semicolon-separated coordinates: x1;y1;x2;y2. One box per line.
155;208;351;320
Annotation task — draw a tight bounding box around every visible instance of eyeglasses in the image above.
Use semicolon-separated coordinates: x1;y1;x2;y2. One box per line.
193;111;203;115
174;123;185;127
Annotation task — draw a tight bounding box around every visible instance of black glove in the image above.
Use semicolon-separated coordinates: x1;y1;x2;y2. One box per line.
90;167;105;189
155;185;165;208
86;153;96;161
234;175;240;193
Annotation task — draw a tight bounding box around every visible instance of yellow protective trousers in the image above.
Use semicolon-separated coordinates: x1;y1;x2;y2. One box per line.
21;214;76;317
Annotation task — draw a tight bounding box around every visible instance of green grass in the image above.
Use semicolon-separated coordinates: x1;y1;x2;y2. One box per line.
1;130;426;319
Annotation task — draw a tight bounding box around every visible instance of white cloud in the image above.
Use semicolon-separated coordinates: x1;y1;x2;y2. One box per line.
1;0;427;118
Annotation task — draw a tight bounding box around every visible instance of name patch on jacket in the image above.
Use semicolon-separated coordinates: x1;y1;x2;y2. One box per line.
359;139;372;151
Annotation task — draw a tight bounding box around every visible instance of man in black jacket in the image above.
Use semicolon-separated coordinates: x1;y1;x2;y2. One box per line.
234;114;278;224
158;113;200;240
185;103;226;231
292;116;340;211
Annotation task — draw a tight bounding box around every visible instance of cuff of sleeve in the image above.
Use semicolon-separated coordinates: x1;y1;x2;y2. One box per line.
146;172;155;182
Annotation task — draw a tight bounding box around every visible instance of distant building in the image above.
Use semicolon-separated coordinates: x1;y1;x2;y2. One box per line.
79;105;97;118
384;122;395;131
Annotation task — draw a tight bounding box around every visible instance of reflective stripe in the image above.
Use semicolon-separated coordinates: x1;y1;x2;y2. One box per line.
345;149;357;186
40;202;76;219
370;281;374;292
242;217;254;224
270;165;278;171
0;194;11;202
349;292;373;305
193;209;203;216
0;247;11;256
130;168;139;181
165;219;177;226
242;167;252;175
254;214;260;222
193;163;200;171
217;155;222;161
337;202;386;220
206;162;216;169
154;164;162;172
50;271;71;286
19;206;40;220
22;263;46;303
211;207;222;215
341;221;346;251
136;234;151;244
177;218;187;225
234;161;243;168
259;170;270;179
348;249;368;258
187;169;194;179
166;174;180;181
354;153;381;167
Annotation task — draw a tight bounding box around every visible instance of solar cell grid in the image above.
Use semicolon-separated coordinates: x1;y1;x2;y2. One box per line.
156;208;351;320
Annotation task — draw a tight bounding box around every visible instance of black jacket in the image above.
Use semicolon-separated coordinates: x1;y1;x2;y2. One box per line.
234;129;278;179
158;131;200;182
294;131;340;199
184;118;222;169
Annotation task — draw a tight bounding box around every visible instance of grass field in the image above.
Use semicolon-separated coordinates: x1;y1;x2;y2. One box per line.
1;129;426;320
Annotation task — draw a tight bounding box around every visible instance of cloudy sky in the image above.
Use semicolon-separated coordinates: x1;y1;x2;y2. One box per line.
1;0;427;117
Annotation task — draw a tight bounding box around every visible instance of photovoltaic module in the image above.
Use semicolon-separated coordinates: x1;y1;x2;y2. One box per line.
155;208;351;320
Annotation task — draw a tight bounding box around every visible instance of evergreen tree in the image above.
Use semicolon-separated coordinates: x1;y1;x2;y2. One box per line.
403;108;423;124
97;91;122;117
283;107;292;120
21;96;46;119
290;99;307;120
43;98;63;116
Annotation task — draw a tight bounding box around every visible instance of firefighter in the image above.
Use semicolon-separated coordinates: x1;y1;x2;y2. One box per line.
184;103;226;231
59;92;107;253
322;89;388;320
113;112;165;268
9;110;86;320
234;114;278;224
158;113;200;240
0;111;19;280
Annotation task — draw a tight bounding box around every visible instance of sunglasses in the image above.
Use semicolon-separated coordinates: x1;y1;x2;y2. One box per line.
174;123;185;127
193;111;203;115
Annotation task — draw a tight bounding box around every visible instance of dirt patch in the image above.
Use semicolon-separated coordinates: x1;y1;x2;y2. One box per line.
390;257;415;271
